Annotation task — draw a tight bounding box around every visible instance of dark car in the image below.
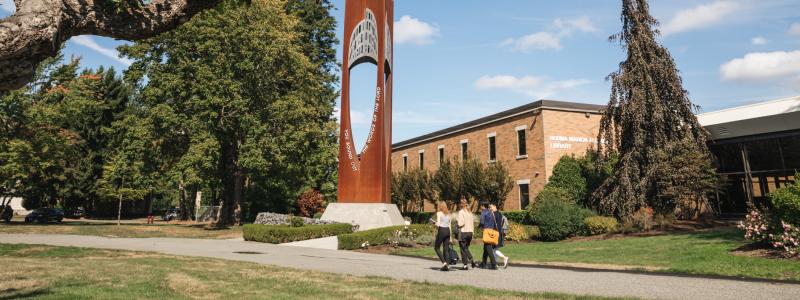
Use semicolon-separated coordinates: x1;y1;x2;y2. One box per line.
24;208;64;223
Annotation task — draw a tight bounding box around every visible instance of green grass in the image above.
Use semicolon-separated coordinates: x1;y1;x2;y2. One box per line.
0;243;626;300
394;228;800;281
0;221;241;239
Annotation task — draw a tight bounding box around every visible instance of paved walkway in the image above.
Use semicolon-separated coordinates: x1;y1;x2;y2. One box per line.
281;236;338;250
2;234;799;300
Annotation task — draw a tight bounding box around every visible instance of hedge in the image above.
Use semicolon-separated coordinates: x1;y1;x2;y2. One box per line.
243;223;353;244
503;210;532;225
582;216;618;235
338;224;433;250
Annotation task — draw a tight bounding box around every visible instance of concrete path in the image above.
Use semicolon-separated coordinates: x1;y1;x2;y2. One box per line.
2;234;799;300
281;236;338;250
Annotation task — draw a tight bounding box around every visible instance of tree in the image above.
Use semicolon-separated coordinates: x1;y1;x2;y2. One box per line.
460;158;485;203
481;161;513;210
121;0;338;226
548;155;587;205
432;158;462;209
595;0;717;219
0;0;222;92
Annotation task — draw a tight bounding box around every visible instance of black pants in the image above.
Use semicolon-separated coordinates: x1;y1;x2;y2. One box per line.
458;232;474;265
434;227;451;264
482;243;497;267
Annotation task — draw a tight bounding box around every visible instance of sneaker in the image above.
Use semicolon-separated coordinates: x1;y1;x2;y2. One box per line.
462;264;469;270
440;263;449;271
503;257;509;269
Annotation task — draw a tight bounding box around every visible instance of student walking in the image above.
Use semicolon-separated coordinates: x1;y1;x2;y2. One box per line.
456;200;475;270
478;201;498;270
433;202;452;271
491;204;510;269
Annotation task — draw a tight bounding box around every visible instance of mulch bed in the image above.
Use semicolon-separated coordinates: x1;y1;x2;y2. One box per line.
732;243;800;260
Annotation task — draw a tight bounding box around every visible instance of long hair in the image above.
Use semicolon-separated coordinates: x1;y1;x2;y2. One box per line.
438;202;449;214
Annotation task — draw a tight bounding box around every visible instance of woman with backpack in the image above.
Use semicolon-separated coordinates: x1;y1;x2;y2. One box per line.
433;202;453;271
490;204;510;269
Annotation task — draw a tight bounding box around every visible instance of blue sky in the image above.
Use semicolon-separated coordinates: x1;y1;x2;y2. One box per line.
2;0;799;147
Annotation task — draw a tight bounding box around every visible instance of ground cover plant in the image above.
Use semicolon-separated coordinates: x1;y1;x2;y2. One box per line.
394;228;800;281
0;243;623;300
0;221;241;239
338;224;433;250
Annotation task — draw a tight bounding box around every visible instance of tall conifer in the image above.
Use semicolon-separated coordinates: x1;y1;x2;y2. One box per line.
595;0;717;219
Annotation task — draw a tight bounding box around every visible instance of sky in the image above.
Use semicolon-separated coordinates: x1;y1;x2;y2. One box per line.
2;0;800;148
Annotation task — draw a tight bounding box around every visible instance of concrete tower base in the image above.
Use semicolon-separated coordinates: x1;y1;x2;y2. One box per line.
321;203;405;231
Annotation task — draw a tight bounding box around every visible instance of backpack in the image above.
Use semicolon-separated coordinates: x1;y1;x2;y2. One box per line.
501;215;509;235
448;243;460;265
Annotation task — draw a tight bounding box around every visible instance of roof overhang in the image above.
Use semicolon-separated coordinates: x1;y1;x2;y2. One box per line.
697;96;800;141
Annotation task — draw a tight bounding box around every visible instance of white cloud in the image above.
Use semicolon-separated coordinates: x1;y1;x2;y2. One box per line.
394;15;439;45
0;0;14;13
790;23;800;36
750;36;768;45
502;16;596;52
661;1;741;36
501;32;561;52
71;36;133;66
475;74;590;98
720;50;800;81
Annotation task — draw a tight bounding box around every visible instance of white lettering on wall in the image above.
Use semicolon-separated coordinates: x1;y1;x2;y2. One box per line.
547;135;606;150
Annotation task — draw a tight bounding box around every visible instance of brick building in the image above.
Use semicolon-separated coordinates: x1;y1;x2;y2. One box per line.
391;100;605;211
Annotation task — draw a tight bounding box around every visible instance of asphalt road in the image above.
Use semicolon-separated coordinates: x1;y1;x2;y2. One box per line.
2;233;799;300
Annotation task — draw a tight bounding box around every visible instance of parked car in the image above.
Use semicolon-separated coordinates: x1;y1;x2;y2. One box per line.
24;208;64;223
162;207;179;221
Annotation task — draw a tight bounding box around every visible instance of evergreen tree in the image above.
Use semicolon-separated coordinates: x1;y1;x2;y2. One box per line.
595;0;718;219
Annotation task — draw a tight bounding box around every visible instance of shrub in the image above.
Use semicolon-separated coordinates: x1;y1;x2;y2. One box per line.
773;221;800;257
505;223;527;242
313;212;323;219
338;224;433;250
583;216;618;235
503;210;531;225
770;174;800;226
523;225;540;239
296;190;326;218
290;216;304;227
548;155;587;204
531;196;584;241
243;223;352;244
738;209;773;243
390;225;435;247
630;207;654;231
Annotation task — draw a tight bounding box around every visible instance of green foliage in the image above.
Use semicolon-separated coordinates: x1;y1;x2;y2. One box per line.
401;212;435;224
289;216;304;227
595;0;717;219
531;195;584;241
769;172;800;226
524;225;541;240
243;223;351;244
583;216;619;235
502;210;531;225
391;169;436;212
337;224;432;250
120;0;339;224
548;155;587;204
480;161;514;210
431;158;461;208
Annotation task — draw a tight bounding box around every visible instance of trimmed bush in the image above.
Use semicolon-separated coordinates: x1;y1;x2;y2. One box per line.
583;216;618;235
503;210;531;225
338;224;433;250
243;223;352;244
402;212;435;224
532;195;584;241
290;216;304;227
548;155;587;204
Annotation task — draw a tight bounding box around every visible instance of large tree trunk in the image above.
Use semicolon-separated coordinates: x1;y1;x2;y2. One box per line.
215;140;242;227
0;0;221;92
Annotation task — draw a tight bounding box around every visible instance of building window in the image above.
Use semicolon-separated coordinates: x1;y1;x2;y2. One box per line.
438;146;445;165
461;141;469;160
402;154;408;172
517;129;527;157
518;181;530;210
488;136;497;162
419;151;424;169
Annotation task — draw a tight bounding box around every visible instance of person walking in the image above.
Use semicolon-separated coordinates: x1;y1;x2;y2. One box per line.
433;202;452;271
491;204;510;269
478;201;498;270
456;200;475;270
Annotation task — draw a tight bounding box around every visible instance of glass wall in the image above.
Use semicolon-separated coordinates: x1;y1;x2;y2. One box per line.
709;131;800;215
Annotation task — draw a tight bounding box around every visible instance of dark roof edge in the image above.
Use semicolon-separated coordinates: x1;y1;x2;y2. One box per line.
392;99;605;150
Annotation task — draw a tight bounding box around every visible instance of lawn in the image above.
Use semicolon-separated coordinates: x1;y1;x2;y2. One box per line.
394;228;800;281
0;221;241;239
0;244;625;300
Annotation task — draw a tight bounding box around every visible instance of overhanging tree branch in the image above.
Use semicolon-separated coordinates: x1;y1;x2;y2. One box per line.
0;0;221;92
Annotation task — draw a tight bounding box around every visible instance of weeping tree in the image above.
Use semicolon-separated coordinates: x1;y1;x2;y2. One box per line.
595;0;718;219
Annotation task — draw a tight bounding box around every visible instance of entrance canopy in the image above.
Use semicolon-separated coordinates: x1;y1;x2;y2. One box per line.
698;96;800;140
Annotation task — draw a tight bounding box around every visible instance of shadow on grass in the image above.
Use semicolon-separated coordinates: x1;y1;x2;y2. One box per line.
0;287;51;300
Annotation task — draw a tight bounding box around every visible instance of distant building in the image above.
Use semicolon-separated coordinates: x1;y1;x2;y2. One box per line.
391;96;800;214
698;96;800;215
391;100;605;211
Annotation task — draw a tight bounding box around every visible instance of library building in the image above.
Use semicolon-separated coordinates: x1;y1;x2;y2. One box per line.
391;96;800;214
